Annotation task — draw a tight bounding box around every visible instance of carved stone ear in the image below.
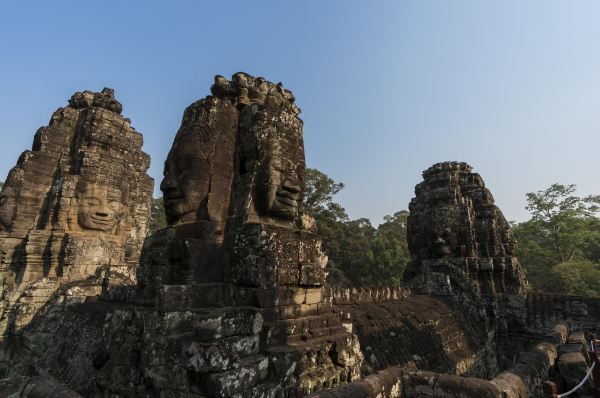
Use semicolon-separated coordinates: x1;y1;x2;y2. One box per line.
66;196;78;231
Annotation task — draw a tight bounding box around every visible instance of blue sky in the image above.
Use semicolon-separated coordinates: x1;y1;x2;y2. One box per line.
1;1;599;223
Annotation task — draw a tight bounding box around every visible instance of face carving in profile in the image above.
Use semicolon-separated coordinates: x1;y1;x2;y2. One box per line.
240;104;305;223
77;185;122;232
0;184;17;230
160;140;208;225
262;156;301;220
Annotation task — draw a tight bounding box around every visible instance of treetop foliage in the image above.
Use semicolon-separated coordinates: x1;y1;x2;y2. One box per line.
304;168;345;215
148;197;166;234
514;183;600;297
303;168;409;287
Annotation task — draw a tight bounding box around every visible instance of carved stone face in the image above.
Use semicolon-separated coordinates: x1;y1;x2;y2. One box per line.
160;141;208;225
239;103;305;223
262;156;301;220
432;230;454;257
0;184;17;230
430;206;459;258
77;185;122;232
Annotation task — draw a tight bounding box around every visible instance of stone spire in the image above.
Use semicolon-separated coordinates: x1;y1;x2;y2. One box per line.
0;88;153;337
404;161;527;339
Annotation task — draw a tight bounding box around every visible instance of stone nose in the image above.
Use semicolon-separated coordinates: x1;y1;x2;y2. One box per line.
95;208;113;218
160;176;177;193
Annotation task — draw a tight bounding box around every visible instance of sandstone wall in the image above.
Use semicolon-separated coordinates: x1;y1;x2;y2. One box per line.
526;292;600;333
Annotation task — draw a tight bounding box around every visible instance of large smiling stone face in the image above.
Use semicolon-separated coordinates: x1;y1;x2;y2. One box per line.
76;185;123;233
260;155;302;220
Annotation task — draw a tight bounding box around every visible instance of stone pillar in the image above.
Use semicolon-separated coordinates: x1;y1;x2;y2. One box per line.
131;73;363;397
220;74;362;395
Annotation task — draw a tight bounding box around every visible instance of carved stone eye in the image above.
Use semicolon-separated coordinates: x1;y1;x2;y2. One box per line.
87;198;101;206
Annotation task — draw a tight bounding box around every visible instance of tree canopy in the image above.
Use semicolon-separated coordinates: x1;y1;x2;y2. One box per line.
148;197;167;234
303;168;409;286
514;183;600;297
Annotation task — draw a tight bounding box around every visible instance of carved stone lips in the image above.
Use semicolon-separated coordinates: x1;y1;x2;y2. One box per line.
90;216;114;225
276;195;298;207
276;184;300;208
276;187;300;208
163;195;182;205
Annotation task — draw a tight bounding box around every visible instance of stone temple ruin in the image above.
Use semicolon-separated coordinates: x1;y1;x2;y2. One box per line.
0;88;153;338
0;74;598;398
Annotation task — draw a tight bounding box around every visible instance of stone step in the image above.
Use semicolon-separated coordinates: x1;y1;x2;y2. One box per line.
266;332;362;388
261;314;343;345
263;314;341;334
263;325;349;346
267;331;356;356
186;334;261;369
192;354;269;397
160;306;262;342
157;284;327;312
262;301;334;321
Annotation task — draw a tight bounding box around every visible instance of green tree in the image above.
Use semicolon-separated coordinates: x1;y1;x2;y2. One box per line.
303;169;353;285
547;260;600;298
303;168;409;286
148;197;167;234
514;183;600;296
304;168;345;215
371;211;410;285
524;183;600;262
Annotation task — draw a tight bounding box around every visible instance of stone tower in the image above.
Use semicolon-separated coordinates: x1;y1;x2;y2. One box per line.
129;73;362;396
222;73;362;394
404;162;528;341
0;88;153;337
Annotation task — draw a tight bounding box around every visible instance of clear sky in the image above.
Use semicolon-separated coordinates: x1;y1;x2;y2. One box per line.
1;1;599;224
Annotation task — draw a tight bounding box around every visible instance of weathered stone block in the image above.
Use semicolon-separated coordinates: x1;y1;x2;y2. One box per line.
192;307;263;341
195;355;269;396
304;288;323;305
188;345;239;373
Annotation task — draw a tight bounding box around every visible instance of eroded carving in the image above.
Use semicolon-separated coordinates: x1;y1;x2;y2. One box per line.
408;162;516;260
404;161;527;342
0;182;17;230
69;87;123;114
